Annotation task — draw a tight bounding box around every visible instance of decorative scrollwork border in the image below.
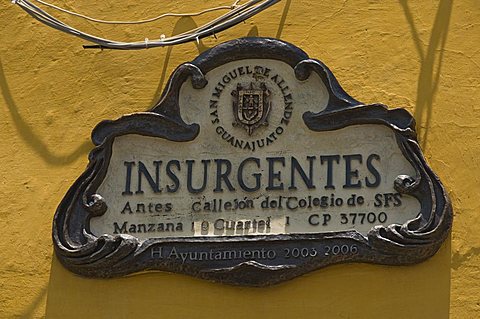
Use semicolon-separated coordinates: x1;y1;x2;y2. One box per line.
53;37;452;286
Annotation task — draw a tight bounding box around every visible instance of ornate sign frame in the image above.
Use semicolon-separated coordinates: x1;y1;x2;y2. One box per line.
53;38;452;286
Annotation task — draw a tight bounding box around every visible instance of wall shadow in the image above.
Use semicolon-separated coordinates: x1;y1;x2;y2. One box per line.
0;58;92;166
149;0;289;107
17;285;47;318
275;0;292;39
149;16;211;106
399;0;452;150
1;0;292;165
44;239;451;319
9;1;453;317
149;19;260;107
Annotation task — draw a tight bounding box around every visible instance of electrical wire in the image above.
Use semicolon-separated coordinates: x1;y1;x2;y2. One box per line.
31;0;242;25
12;0;281;50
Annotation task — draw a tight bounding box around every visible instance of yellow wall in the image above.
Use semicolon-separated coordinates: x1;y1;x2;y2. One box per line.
0;0;478;318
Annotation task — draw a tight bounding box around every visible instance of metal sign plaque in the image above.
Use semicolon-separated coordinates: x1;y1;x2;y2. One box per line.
53;38;452;286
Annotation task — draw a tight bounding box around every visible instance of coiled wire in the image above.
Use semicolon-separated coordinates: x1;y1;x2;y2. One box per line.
13;0;280;50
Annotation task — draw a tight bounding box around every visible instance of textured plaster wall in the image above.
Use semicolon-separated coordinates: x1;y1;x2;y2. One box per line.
0;0;478;318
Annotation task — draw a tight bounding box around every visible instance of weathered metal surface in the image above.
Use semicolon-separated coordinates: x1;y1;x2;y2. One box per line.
53;37;452;286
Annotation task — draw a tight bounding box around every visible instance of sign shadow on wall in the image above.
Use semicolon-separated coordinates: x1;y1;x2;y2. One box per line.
1;0;451;317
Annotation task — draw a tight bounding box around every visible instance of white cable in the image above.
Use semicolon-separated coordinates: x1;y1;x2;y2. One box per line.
13;0;280;50
32;0;242;25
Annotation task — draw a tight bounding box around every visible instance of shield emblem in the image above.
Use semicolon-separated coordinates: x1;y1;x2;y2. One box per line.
232;83;271;135
239;90;263;123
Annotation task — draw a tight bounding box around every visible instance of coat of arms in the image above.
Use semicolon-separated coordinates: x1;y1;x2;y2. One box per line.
232;82;271;135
